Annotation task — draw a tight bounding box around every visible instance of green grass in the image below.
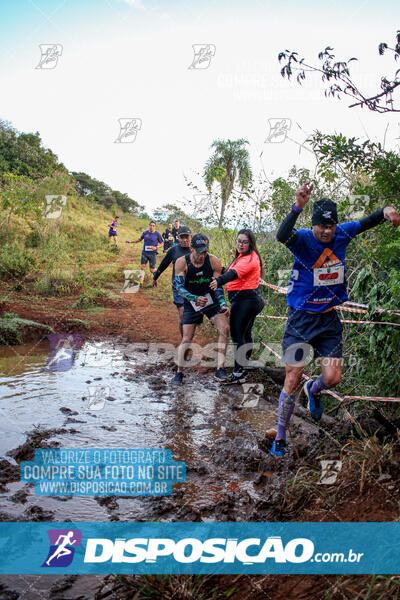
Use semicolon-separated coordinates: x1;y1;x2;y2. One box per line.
0;312;53;345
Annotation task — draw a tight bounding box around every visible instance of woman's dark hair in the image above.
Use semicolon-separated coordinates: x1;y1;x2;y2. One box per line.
229;228;264;277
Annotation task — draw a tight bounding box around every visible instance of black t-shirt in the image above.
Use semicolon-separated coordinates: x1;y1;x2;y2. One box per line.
154;244;191;281
184;253;217;302
171;226;180;242
163;229;174;242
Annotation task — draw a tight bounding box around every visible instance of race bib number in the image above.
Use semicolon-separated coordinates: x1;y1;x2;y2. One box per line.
313;265;344;287
144;245;154;252
190;293;213;312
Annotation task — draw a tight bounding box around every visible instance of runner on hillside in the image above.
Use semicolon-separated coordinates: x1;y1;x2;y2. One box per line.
210;229;265;384
172;219;180;244
152;226;192;337
270;182;400;457
108;216;119;245
162;223;174;253
126;221;163;287
172;233;230;384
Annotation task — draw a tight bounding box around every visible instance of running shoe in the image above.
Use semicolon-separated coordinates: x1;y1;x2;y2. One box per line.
172;372;184;385
214;368;228;382
224;371;248;384
303;380;323;420
270;438;286;457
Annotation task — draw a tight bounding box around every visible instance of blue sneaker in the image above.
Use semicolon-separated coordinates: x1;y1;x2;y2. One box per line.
303;380;323;420
270;438;286;457
172;372;184;386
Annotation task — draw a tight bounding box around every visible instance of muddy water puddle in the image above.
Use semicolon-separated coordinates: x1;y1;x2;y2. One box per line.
0;340;322;599
0;340;282;522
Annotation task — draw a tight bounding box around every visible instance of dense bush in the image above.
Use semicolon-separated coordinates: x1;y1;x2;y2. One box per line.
0;246;37;280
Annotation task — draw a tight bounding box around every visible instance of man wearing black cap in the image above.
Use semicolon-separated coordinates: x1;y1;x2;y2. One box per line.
152;226;193;337
270;182;400;457
172;233;230;384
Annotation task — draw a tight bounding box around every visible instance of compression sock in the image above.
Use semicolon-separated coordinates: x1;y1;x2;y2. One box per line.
276;389;296;441
310;375;328;395
139;270;145;284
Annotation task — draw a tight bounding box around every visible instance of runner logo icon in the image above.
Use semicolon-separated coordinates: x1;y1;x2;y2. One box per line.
42;529;82;567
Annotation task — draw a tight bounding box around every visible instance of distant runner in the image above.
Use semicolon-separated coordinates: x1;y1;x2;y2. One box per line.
126;221;163;286
172;219;181;244
108;216;119;245
162;223;174;252
153;226;192;337
172;234;230;384
270;182;400;457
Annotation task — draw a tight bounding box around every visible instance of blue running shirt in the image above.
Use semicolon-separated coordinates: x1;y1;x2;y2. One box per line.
140;230;163;253
286;221;361;312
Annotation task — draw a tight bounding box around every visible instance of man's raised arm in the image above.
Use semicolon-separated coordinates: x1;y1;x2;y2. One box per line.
276;182;314;245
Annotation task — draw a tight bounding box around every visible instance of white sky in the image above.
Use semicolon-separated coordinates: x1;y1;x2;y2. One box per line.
0;0;399;214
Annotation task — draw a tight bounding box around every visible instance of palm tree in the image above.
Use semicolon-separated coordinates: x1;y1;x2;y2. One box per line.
204;138;252;229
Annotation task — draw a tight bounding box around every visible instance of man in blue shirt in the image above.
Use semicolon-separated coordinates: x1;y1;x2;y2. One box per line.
126;221;163;286
270;182;400;457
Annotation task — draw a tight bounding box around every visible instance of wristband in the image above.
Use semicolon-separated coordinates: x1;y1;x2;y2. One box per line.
292;203;303;213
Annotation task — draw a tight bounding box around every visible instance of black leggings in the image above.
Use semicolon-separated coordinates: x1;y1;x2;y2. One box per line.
228;290;265;372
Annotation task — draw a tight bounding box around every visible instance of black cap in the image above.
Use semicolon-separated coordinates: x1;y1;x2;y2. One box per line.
312;198;338;226
191;233;209;252
178;225;192;236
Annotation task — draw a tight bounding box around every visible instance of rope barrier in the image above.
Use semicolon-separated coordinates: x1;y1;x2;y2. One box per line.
341;395;400;403
257;314;400;327
260;342;400;404
259;279;400;316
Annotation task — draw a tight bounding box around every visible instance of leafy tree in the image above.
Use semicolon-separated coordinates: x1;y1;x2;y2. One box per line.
0;120;62;179
204;138;252;228
73;172;140;214
278;30;400;113
152;203;202;230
